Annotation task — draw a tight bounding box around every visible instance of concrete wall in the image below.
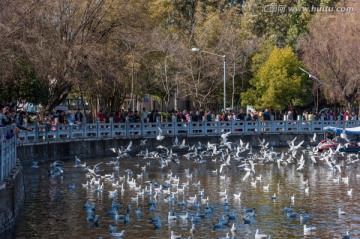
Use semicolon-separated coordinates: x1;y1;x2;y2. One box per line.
0;160;25;235
17;133;319;164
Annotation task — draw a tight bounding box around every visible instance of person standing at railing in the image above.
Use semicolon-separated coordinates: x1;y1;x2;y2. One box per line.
141;108;148;123
230;110;236;121
327;110;335;121
127;110;135;123
166;111;172;122
75;109;83;123
246;110;253;121
307;111;314;121
287;110;293;121
237;109;245;121
189;110;195;122
300;111;307;121
97;109;105;123
58;111;66;124
114;112;121;123
175;110;181;122
343;110;350;120
205;110;213;122
182;110;188;122
65;111;74;125
199;109;205;121
134;110;141;123
154;110;161;122
352;111;357;120
258;111;264;121
148;110;154;123
263;109;271;121
1;106;11;127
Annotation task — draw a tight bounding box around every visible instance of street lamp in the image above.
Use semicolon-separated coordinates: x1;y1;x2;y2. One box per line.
299;67;322;113
191;48;227;111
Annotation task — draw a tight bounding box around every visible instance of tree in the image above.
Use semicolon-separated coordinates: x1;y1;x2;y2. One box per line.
219;7;260;109
5;0;126;112
248;0;337;47
300;12;360;109
242;46;310;109
145;28;182;111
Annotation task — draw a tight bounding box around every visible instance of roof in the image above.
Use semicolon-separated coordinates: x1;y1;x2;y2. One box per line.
323;126;360;135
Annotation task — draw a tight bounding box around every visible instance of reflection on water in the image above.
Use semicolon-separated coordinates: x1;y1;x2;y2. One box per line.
8;149;360;239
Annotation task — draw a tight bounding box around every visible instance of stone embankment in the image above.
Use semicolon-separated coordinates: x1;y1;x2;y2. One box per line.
0;160;25;235
17;133;318;164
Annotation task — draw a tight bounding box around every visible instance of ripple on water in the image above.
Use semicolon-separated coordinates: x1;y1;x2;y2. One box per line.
6;150;360;239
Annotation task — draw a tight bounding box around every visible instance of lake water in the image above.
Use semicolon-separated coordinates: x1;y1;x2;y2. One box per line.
5;144;360;239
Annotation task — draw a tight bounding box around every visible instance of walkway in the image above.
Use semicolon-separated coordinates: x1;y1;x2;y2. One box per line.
17;119;360;145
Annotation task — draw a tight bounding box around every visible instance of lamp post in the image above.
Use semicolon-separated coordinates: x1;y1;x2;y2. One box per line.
299;67;322;113
174;71;179;110
191;48;227;111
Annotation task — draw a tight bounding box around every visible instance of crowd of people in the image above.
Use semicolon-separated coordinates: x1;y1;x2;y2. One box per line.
0;104;359;131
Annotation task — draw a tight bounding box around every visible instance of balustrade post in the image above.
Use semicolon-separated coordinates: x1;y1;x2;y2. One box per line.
188;117;192;136
69;123;73;140
0;142;3;181
125;117;129;138
270;115;274;133
217;121;221;135
35;118;39;143
141;118;144;137
173;117;177;136
202;119;206;136
44;123;48;141
96;118;100;139
156;119;160;132
110;120;114;137
12;137;16;169
82;118;87;139
310;117;314;132
55;123;59;140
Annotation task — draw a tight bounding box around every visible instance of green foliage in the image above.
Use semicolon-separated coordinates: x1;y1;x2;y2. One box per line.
17;63;49;105
0;59;49;105
242;46;310;109
251;39;276;73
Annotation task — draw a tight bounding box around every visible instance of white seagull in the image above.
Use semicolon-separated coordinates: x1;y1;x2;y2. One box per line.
156;127;164;141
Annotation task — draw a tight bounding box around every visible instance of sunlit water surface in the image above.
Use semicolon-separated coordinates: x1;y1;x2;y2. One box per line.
7;149;360;239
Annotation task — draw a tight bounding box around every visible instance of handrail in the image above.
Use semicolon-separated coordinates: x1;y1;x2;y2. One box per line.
16;118;360;145
0;125;17;182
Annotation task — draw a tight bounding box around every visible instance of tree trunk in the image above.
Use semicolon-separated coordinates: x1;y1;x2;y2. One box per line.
41;82;72;113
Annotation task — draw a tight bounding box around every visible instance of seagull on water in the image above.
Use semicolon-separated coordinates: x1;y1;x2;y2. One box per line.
190;223;196;234
111;230;125;238
170;231;183;239
338;208;346;215
31;161;40;168
304;225;316;235
255;229;268;239
230;223;237;233
341;231;350;239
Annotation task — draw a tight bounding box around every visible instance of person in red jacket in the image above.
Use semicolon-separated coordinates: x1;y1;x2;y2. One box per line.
97;109;105;123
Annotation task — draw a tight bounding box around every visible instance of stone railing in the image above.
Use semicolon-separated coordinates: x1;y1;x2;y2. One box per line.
0;126;17;183
17;118;360;145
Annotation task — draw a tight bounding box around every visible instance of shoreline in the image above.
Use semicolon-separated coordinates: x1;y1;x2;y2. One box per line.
17;133;319;164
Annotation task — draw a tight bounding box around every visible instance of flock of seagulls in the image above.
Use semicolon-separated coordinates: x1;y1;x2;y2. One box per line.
35;131;359;238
